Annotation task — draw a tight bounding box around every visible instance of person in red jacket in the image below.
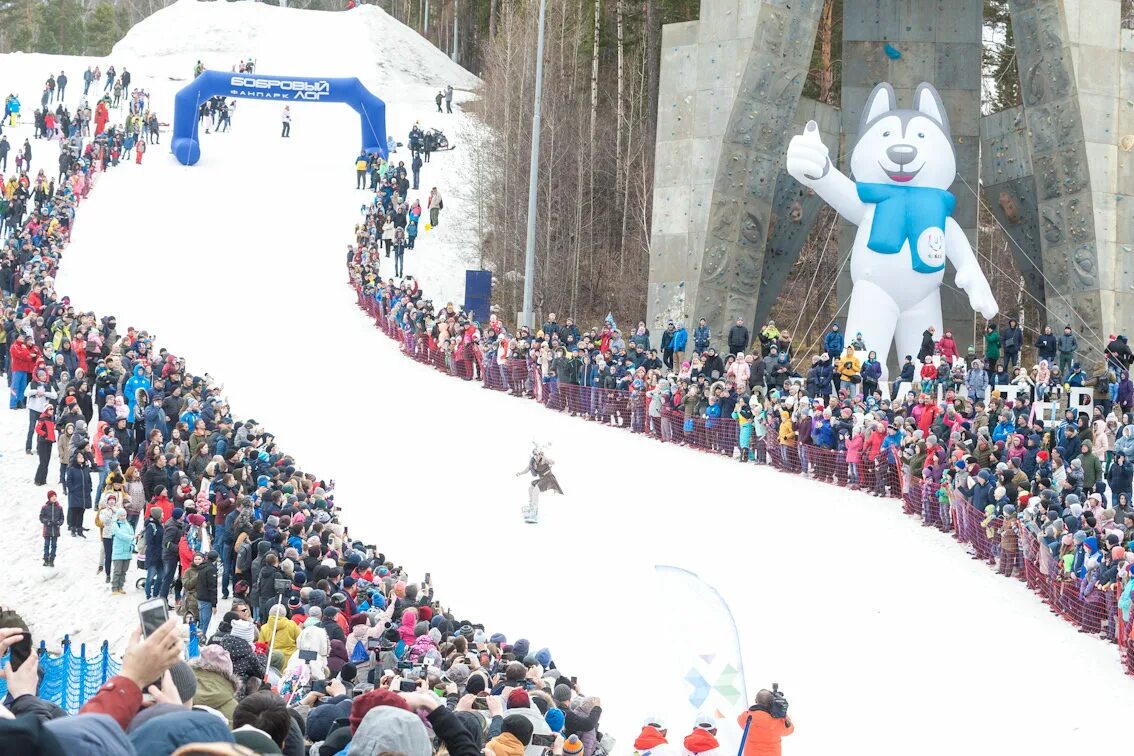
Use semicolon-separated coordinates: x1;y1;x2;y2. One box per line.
936;329;960;364
633;716;675;754
737;689;794;756
94;99;109;135
9;336;37;409
683;714;721;755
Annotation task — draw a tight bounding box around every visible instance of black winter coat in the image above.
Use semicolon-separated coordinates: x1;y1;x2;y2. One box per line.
162;520;184;560
727;325;750;353
142;464;169;500
65;463;92;510
39;502;64;538
143;518;163;558
197;561;218;604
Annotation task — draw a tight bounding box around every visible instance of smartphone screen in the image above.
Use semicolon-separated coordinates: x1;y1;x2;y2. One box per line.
531;734;556;747
138;598;168;638
399;679;417;692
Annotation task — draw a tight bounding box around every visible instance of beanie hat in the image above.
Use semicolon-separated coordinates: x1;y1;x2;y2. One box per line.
230;619;256;643
545;708;566;733
348;689;410;733
47;490;57;499
553;683;572;703
171;507;184;521
563;735;584;755
489;633;507;645
465;674;486;695
512;639;530;658
507;689;531;709
167;661;197;703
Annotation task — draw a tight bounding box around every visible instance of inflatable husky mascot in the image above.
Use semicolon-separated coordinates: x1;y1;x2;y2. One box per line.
786;82;998;374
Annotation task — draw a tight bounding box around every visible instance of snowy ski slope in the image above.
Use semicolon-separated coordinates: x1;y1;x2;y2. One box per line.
3;2;1133;752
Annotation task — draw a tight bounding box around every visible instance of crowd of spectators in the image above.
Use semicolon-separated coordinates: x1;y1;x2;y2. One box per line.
351;256;1134;658
2;80;612;756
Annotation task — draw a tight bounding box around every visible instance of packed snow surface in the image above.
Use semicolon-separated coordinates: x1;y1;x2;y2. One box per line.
2;1;1133;752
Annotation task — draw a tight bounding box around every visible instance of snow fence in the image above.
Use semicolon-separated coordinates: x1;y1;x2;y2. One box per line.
0;622;200;713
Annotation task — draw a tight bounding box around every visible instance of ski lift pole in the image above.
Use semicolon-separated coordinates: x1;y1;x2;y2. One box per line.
519;0;548;329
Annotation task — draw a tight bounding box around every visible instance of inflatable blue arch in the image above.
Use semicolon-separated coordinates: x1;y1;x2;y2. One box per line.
171;70;387;166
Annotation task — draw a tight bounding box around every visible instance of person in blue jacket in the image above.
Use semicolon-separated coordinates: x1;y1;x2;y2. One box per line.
123;363;151;422
812;412;835;450
671;321;688;368
693;318;711;354
875;424;903;496
823;323;844;357
965;469;995;513
991;414;1015;445
861;351;882;397
180;398;201;430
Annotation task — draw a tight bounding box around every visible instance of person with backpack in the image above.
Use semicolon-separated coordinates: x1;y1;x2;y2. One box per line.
427;187;443;227
354;152;368;189
142;506;164;598
160;508;186;608
196;550;219;638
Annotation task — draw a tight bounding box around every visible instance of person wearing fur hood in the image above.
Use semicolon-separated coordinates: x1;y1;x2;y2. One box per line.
189;643;240;724
286;619;331;681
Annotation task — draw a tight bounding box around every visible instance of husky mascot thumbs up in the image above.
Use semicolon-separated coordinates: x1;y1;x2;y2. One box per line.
786;82;997;376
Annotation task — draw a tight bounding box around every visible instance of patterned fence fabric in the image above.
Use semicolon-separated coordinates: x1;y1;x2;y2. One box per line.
0;621;200;713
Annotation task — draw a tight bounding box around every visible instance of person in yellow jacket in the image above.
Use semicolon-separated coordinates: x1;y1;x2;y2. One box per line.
837;345;862;397
777;407;795;468
354;152;369;189
258;604;301;661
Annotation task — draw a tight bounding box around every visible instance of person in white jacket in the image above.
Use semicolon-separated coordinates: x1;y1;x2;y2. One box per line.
285;618;330;683
25;374;58;455
281;106;291;137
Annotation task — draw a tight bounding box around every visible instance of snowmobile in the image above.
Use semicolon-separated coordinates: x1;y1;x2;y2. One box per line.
515;443;563;523
425;129;455;151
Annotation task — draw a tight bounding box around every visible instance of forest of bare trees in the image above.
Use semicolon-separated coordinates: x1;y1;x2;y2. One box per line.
471;0;671;324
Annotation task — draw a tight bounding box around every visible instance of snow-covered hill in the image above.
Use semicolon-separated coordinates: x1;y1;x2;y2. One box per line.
1;0;479;650
3;2;1134;753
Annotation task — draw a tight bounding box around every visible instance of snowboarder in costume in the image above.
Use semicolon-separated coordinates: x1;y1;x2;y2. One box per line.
515;444;563;523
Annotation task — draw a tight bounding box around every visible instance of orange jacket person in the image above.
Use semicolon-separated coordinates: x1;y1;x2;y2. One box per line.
736;689;794;756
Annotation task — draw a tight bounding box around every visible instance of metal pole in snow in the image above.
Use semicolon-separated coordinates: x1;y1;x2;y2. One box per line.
520;0;547;329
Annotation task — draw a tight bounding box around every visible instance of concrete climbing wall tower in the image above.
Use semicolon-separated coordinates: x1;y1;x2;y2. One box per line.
648;0;1134;365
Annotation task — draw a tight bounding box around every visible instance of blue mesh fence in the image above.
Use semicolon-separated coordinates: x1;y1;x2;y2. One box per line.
0;621;198;713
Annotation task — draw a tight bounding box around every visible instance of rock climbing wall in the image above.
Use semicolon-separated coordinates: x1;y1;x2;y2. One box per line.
979;105;1047;314
647;0;825;343
1006;0;1133;360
